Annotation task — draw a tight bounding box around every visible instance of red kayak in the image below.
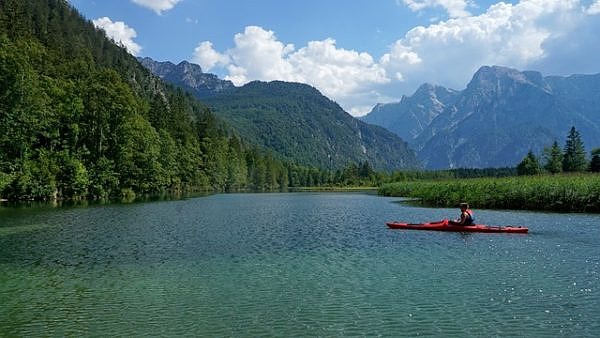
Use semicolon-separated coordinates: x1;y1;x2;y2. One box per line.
386;219;528;233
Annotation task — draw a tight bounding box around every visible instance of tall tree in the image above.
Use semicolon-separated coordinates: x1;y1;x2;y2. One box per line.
543;141;563;174
562;126;587;172
517;151;541;176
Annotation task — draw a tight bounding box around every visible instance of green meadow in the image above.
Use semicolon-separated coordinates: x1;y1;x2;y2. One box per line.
379;174;600;212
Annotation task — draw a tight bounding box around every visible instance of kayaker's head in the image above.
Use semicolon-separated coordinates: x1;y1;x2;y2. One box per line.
460;202;469;211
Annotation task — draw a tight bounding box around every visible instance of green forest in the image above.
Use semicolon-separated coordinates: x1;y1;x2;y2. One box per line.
0;0;380;202
203;81;420;171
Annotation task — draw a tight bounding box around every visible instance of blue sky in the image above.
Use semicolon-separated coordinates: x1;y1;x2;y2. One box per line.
69;0;600;115
70;0;502;61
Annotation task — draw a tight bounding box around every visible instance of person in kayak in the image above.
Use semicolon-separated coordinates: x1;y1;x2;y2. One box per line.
449;203;474;226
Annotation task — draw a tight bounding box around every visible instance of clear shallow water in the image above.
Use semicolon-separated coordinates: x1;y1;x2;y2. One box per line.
1;192;599;337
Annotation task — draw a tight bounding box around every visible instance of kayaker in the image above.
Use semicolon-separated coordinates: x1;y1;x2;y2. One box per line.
450;203;474;226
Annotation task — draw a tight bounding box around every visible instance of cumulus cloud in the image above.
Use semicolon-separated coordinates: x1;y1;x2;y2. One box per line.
530;3;600;75
289;39;389;98
92;17;141;56
131;0;181;15
193;1;600;116
400;0;472;18
588;1;600;14
225;26;299;85
380;0;585;96
194;26;389;114
192;41;229;71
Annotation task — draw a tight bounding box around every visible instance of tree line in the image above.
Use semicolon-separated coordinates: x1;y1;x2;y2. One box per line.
517;126;600;175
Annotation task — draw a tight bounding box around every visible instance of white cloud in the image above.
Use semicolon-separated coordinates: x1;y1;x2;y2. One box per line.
131;0;181;15
194;26;389;115
92;17;141;56
400;0;472;18
193;1;599;116
380;0;584;95
588;1;600;14
288;38;389;100
530;2;600;75
225;26;299;85
192;41;229;71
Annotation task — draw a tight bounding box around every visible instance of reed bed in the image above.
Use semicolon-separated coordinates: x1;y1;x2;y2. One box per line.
379;174;600;212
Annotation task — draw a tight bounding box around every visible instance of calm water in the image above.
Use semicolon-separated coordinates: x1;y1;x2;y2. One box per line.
1;192;599;337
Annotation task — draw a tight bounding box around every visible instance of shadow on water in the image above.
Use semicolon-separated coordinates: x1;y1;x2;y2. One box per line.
0;191;214;210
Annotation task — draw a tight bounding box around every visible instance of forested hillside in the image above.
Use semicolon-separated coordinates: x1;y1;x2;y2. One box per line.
140;57;421;171
204;81;420;170
0;0;342;200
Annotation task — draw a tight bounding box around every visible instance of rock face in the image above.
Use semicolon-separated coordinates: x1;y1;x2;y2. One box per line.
138;57;235;98
362;65;600;169
362;83;459;142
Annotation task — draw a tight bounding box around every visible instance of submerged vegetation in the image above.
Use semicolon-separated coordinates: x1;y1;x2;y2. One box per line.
380;174;600;213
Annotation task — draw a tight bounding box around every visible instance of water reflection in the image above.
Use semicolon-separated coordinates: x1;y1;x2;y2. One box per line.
1;193;599;336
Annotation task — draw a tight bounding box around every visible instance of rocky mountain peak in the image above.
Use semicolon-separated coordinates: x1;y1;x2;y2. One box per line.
363;65;600;169
471;65;547;87
465;65;551;98
139;57;235;99
175;60;203;75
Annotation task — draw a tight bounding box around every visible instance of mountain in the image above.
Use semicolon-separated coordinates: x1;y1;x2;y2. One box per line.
361;83;459;142
139;57;421;171
203;81;421;170
1;0;322;200
362;66;600;169
138;57;235;99
0;0;236;199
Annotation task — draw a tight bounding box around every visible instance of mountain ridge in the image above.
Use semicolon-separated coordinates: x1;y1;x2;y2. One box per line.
140;57;421;171
361;83;459;142
363;65;600;169
203;80;421;170
138;57;235;99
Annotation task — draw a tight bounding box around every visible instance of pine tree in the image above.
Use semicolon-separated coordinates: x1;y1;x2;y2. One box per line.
543;141;563;174
517;151;541;176
562;126;587;172
358;161;374;178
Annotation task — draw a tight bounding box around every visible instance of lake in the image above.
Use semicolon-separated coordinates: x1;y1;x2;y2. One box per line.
1;192;599;336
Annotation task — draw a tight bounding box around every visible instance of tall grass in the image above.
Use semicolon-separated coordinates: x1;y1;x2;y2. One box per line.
379;174;600;212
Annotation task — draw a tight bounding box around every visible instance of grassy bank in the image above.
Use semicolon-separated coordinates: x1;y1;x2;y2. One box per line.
379;174;600;212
